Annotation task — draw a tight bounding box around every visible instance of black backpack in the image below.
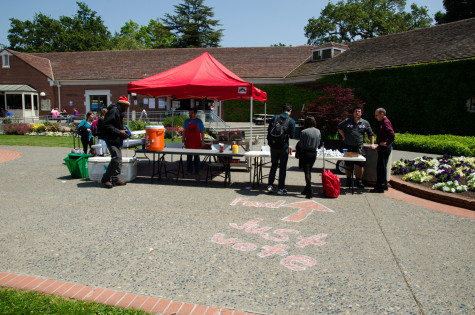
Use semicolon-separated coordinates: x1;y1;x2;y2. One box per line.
267;115;291;149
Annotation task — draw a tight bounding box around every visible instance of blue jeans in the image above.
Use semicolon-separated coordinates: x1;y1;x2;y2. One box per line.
268;147;289;190
187;154;200;172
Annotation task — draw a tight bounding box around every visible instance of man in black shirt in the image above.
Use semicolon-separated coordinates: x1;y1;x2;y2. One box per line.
337;105;374;188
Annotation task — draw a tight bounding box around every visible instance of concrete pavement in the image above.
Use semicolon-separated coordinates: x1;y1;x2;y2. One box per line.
0;145;473;314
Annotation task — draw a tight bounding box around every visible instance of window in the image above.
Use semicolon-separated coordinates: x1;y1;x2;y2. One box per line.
6;94;22;110
311;46;348;62
89;95;107;113
24;94;32;110
312;48;333;61
322;49;332;59
2;54;9;68
312;50;322;61
33;94;38;111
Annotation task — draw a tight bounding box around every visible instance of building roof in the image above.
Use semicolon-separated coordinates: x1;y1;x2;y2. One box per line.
30;46;314;82
288;17;475;78
6;18;475;83
7;49;53;79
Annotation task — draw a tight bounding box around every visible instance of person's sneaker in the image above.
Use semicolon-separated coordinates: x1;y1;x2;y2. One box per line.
102;180;113;189
114;179;127;186
277;188;288;196
356;179;365;188
267;185;274;193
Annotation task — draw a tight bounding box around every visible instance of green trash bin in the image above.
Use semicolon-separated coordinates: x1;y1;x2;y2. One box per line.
64;153;93;178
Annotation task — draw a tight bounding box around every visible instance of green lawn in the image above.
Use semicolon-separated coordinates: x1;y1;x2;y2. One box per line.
0;135;74;147
0;287;150;314
0;135;181;148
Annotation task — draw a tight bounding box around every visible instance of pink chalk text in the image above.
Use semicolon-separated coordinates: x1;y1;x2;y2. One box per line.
212;218;327;271
230;198;333;222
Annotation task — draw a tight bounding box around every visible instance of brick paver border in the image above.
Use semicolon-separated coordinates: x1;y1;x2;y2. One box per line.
0;272;263;315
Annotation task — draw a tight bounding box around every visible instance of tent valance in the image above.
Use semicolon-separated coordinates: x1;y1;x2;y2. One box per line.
127;52;267;102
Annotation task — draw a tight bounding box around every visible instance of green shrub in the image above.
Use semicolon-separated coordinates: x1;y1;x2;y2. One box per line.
162;115;187;128
3;123;33;135
394;133;474;157
128;120;151;131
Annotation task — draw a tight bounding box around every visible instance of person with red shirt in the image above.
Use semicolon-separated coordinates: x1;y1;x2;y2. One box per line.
182;108;205;174
371;107;395;193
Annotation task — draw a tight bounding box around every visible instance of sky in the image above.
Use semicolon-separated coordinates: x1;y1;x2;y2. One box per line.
0;0;445;48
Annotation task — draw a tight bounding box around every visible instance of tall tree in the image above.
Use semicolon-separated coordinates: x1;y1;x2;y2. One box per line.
304;0;432;45
435;0;475;24
8;13;63;52
57;2;111;51
111;19;177;50
7;2;110;52
162;0;223;48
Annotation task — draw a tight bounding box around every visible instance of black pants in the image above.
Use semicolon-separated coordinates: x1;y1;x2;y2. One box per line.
102;144;122;183
376;144;392;190
268;147;289;190
301;151;316;192
81;136;94;154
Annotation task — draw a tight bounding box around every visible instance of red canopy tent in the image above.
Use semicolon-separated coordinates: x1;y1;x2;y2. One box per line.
127;52;267;149
127;52;266;102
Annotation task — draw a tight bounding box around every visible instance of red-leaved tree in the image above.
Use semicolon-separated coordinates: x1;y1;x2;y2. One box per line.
306;85;365;134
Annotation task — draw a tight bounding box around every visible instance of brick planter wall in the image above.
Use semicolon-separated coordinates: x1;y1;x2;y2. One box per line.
390;177;475;210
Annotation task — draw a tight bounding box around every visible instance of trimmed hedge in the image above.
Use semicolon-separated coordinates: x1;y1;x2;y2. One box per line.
318;58;475;136
221;58;475;137
223;85;322;121
394;133;474;157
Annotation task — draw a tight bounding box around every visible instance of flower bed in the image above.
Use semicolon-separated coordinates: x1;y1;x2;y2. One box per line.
392;155;475;199
3;122;73;136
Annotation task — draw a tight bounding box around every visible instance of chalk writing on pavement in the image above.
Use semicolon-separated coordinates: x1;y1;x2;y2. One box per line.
211;198;334;271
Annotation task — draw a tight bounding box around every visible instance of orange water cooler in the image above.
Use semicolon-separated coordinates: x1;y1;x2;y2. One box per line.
145;125;165;151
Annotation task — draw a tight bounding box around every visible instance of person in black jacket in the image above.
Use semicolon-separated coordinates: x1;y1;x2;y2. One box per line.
100;96;130;188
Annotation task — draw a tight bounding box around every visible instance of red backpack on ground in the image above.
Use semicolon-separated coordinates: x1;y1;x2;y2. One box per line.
322;169;341;198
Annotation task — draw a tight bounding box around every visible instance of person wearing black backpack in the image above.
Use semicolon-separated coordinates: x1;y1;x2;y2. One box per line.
266;103;295;195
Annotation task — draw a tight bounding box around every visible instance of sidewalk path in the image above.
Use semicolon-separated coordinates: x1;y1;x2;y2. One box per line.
0;145;473;314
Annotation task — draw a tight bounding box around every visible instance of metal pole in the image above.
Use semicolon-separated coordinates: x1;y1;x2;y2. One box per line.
126;93;130;157
250;96;253;151
171;98;174;142
264;102;267;145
